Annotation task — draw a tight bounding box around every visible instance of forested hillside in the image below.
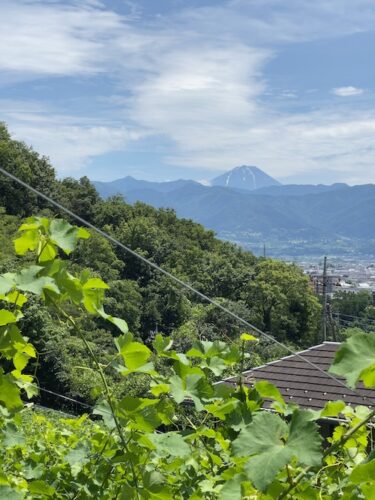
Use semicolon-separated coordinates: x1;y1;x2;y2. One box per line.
0;123;320;410
94;171;375;257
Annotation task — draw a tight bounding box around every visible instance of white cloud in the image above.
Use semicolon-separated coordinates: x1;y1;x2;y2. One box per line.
332;86;364;97
2;0;375;183
2;104;139;172
129;43;271;150
0;1;126;78
176;0;375;45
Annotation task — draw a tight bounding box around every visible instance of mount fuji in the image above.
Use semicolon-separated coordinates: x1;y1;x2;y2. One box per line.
211;165;281;191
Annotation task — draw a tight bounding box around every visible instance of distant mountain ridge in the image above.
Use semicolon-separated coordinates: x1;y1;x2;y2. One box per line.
211;165;281;191
252;183;349;196
92;167;375;256
93;176;199;198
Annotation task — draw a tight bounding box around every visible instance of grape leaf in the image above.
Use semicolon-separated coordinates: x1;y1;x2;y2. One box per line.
232;410;322;491
240;333;258;342
350;460;375;484
0;310;17;326
147;432;190;458
254;381;285;407
0;274;15;295
169;373;213;411
98;308;128;334
15;266;59;296
329;334;375;388
219;474;247;500
65;443;89;477
82;278;109;290
0;371;23;410
49;219;88;254
0;486;23;500
14;229;39;255
115;333;151;371
28;480;55;497
2;423;25;447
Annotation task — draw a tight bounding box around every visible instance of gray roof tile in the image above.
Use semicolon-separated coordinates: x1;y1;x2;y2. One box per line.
225;342;375;411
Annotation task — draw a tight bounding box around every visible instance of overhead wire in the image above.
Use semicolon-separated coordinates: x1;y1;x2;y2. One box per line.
332;312;375;324
334;317;375;331
25;382;98;412
1;165;375;405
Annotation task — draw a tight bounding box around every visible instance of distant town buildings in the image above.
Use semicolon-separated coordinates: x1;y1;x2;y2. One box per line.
301;260;375;297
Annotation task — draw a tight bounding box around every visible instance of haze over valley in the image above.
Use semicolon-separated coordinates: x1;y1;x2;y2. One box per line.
94;165;375;258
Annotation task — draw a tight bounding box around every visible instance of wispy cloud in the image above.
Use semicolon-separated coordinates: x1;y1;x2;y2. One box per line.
332;86;364;97
2;102;139;172
0;0;126;78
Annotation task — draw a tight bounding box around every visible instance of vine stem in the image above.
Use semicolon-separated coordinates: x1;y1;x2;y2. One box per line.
51;300;141;499
280;407;375;498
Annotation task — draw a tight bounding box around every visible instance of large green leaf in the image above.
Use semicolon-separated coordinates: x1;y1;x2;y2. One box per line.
98;307;128;334
0;291;28;307
187;340;240;371
0;310;17;326
146;432;190;458
254;381;285;408
82;278;109;290
232;410;322;491
38;242;57;263
351;460;375;484
0;371;23;410
329;334;375;388
169;373;213;411
49;219;89;254
2;423;25;447
15;266;59;296
65;443;89;477
28;480;55;497
0;274;16;295
93;400;116;429
115;333;151;372
14;229;39;256
205;398;240;420
117;396;163;432
0;486;23;500
219;474;247;500
142;470;172;499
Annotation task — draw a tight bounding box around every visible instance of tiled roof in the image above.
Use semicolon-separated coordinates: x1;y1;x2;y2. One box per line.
225;342;375;411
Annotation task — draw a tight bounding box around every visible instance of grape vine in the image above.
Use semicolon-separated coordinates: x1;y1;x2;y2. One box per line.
1;216;375;498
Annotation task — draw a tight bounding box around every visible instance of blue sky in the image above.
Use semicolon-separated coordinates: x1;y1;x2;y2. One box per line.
1;1;375;184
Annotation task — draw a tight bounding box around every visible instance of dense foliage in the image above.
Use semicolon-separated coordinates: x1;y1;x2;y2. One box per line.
0;123;321;409
332;290;375;334
1;216;375;499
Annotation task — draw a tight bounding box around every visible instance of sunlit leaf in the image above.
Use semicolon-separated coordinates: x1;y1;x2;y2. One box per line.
28;480;55;497
115;334;151;371
14;229;39;255
82;278;109;290
0;310;17;326
49;219;86;254
351;460;375;485
240;333;258;342
254;381;285;407
0;371;23;410
329;334;375;388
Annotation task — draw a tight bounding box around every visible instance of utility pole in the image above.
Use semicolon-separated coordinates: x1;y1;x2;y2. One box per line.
322;256;328;341
263;243;266;259
327;301;337;341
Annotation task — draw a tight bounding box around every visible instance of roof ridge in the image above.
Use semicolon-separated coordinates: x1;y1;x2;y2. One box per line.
239;342;336;376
